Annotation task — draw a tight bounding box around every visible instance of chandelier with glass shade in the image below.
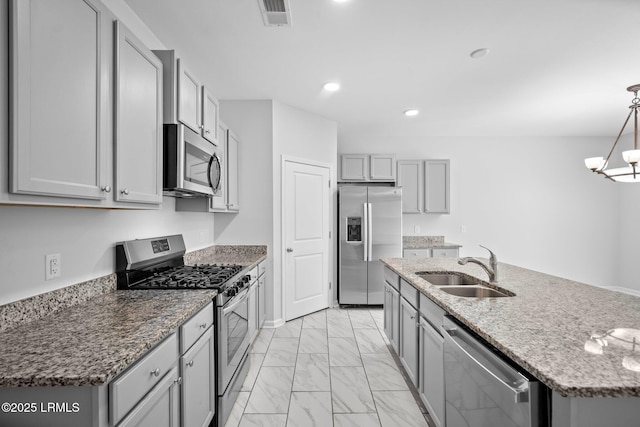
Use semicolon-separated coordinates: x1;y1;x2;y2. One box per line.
585;84;640;182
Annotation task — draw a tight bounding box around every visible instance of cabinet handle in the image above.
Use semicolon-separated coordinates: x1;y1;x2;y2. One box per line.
174;376;182;385
410;314;415;320
101;185;111;193
187;360;194;367
199;322;208;329
205;129;211;134
150;368;161;377
121;188;129;195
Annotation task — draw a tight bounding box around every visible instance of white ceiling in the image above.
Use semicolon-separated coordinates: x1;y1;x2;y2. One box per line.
125;0;640;138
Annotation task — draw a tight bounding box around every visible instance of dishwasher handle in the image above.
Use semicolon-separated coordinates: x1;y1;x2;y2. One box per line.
443;321;530;404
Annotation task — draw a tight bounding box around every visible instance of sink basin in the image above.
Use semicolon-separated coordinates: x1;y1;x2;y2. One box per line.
439;286;510;298
416;272;481;286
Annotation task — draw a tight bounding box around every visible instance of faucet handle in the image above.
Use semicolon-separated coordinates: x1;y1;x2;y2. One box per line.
479;245;496;262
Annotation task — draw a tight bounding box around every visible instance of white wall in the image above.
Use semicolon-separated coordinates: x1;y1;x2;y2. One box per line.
272;102;338;313
339;134;619;288
218;100;338;325
0;0;215;305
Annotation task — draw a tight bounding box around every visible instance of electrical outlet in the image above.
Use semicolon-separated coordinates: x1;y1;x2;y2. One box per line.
460;225;467;233
45;254;61;280
414;226;421;234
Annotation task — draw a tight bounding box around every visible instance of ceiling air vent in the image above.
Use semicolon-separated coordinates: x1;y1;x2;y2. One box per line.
258;0;292;27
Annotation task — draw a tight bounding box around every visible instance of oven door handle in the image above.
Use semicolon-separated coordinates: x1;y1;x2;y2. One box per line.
222;289;248;316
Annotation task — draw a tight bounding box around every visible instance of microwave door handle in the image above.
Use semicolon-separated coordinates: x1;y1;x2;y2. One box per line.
222;288;248;316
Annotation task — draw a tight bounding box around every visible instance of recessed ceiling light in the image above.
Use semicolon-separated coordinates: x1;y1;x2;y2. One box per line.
404;109;419;117
470;48;489;59
323;82;341;92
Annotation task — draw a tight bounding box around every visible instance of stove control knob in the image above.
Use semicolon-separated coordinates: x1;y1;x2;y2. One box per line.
227;288;237;297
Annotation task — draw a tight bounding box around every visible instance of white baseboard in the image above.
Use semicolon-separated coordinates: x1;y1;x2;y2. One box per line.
262;318;285;329
601;286;640;297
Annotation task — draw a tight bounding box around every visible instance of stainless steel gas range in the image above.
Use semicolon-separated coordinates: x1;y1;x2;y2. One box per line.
116;234;251;427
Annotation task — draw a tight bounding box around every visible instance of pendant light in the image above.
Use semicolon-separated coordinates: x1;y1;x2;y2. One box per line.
585;84;640;182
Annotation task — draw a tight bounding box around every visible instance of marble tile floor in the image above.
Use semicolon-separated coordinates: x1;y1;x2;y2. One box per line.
225;307;432;427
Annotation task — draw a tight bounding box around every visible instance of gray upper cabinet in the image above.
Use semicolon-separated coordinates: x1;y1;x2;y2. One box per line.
210;123;228;210
177;59;201;134
424;159;449;214
114;21;163;204
397;159;450;214
226;128;240;212
10;0;111;200
397;160;422;213
340;153;396;181
201;86;220;145
154;50;220;145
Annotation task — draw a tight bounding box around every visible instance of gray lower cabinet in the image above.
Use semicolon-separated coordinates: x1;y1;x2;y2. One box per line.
399;296;419;387
258;261;266;328
418;316;445;427
117;366;180;427
180;327;215;427
248;276;258;344
383;281;400;353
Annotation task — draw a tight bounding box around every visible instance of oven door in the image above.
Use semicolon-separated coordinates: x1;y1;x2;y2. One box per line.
164;123;219;197
217;288;250;392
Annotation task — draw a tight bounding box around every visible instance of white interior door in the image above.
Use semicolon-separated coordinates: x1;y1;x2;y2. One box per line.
284;160;331;321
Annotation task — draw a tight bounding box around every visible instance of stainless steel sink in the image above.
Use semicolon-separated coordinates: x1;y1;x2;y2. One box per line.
439;286;510;298
416;272;481;286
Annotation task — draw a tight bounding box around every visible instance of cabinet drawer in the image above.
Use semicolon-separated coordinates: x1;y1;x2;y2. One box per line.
431;248;458;258
400;279;419;309
258;261;266;277
110;332;179;425
403;249;431;258
180;302;214;354
384;267;400;291
419;294;446;333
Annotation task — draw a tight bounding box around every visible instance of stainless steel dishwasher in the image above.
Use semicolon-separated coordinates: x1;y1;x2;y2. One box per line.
442;316;548;427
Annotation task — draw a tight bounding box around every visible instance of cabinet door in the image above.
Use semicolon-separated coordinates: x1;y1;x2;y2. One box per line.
403;249;432;258
399;297;419;387
258;275;266;328
424;160;450;214
118;366;180;427
389;285;400;353
370;154;396;180
181;327;215;427
10;0;110;200
247;283;258;344
383;283;394;350
209;123;227;211
177;59;201;134
226;129;240;212
419;316;445;427
201;86;219;145
114;21;163;204
340;154;368;180
431;248;458;258
397;160;422;213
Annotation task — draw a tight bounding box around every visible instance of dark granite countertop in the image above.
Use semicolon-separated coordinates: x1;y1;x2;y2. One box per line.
0;290;216;387
0;244;268;387
381;257;640;398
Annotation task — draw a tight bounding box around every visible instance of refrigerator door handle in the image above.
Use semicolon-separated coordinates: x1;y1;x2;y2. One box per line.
367;203;373;261
362;203;368;261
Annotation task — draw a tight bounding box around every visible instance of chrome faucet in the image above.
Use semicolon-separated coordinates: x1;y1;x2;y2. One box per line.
458;245;498;282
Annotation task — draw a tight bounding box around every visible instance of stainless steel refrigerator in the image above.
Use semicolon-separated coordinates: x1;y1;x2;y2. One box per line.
339;186;402;305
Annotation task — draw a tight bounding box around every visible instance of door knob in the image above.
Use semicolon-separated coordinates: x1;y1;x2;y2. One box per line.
286;248;293;253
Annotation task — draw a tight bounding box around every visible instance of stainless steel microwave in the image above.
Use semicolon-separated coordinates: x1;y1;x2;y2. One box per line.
163;123;221;197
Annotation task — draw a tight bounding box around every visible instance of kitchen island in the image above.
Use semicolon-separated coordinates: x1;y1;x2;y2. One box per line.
382;257;640;426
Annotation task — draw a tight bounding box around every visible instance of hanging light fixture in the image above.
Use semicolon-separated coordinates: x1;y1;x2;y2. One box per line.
585;84;640;182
